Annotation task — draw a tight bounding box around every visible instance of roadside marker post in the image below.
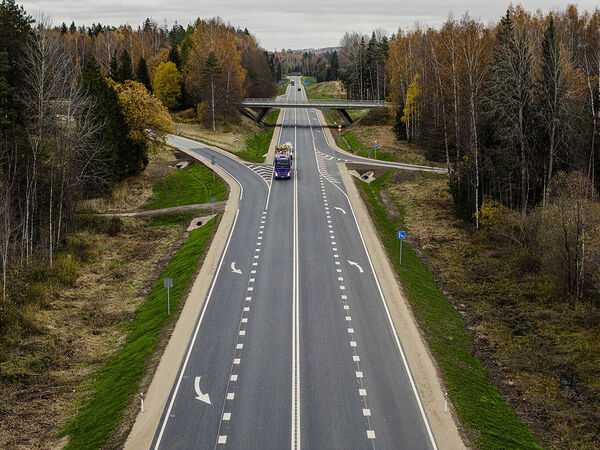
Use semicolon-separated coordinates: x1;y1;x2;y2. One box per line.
338;124;342;134
163;278;173;315
141;392;144;412
444;392;448;412
374;142;378;159
211;197;216;215
397;231;406;265
368;150;371;158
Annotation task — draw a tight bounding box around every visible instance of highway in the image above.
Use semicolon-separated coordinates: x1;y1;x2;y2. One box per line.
152;77;437;449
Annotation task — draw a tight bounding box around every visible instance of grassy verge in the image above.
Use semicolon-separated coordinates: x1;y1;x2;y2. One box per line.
236;127;274;163
277;79;290;96
339;131;393;161
356;171;540;449
60;215;217;449
142;162;228;210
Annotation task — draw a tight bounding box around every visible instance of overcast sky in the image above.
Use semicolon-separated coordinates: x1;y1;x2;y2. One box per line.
20;1;599;51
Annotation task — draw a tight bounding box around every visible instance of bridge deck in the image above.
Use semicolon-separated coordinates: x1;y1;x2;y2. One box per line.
242;98;391;109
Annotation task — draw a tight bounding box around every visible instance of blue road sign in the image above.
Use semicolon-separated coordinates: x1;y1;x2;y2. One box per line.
374;144;378;149
398;231;406;239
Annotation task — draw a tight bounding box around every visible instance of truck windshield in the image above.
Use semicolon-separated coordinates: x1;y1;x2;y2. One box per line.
275;160;291;168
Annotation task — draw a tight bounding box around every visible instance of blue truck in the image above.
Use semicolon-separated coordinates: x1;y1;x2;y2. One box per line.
274;142;293;179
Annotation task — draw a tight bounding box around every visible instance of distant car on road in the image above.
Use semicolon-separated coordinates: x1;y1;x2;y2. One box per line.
297;88;301;91
290;81;295;86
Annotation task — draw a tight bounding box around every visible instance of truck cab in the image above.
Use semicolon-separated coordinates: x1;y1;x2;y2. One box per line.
274;154;292;179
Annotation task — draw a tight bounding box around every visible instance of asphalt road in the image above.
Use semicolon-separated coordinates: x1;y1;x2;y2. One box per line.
152;77;437;449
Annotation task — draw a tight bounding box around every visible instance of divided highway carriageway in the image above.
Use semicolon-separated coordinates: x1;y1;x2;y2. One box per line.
151;77;438;449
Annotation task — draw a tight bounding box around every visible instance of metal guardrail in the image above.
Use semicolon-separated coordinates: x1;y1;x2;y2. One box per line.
242;98;391;108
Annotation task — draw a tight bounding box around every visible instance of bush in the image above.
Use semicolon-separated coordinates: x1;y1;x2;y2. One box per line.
358;106;393;126
54;254;79;286
73;214;123;236
107;216;122;236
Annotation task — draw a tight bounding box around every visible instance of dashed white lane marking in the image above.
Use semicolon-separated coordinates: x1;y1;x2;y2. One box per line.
340;285;345;290
348;328;354;333
242;318;248;323
236;344;243;349
337;269;342;273
223;413;231;421
239;330;246;336
359;389;367;396
367;430;376;439
230;375;238;381
363;409;371;416
243;307;250;312
234;358;241;365
353;355;360;362
247;286;254;291
345;316;352;321
218;435;227;444
356;371;363;378
338;277;343;281
250;278;255;282
350;341;357;347
344;305;349;310
341;295;347;299
245;296;252;301
227;393;235;400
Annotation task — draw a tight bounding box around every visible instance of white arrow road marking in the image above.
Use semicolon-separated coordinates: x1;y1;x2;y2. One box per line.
194;376;211;404
335;207;346;215
231;262;242;274
347;260;364;273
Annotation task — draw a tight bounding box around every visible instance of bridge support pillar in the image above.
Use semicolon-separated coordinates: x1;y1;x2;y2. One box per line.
255;107;270;123
336;109;353;125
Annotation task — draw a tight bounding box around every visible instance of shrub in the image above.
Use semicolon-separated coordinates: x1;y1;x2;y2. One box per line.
107;216;122;236
358;106;393;126
54;254;79;286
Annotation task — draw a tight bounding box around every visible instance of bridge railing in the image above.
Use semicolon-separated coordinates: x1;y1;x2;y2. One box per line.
243;98;389;107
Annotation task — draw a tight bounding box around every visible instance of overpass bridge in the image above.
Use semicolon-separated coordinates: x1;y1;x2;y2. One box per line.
241;98;393;125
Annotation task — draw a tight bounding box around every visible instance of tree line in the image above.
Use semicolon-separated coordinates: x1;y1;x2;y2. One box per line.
385;5;600;307
0;0;277;329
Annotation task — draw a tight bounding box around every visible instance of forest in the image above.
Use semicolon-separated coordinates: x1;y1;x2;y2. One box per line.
329;5;600;308
0;0;277;331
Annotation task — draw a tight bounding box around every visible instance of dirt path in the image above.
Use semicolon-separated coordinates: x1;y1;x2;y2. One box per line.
100;202;226;217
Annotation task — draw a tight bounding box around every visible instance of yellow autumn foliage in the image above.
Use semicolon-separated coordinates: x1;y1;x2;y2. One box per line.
153;61;182;110
108;78;174;144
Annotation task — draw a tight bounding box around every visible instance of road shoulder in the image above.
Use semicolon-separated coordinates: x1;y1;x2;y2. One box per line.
124;141;240;450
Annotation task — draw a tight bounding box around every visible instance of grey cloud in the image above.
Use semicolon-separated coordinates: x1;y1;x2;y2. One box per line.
21;0;600;50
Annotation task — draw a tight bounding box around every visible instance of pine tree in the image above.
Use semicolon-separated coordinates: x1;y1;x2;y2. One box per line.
60;22;67;34
69;21;76;33
329;51;339;80
135;56;151;91
202;51;223;131
117;49;133;82
167;45;181;71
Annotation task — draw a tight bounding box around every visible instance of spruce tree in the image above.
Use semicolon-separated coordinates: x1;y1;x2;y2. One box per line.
80;56;147;183
117;49;134;82
135;56;151;91
109;51;119;80
167;45;181;71
69;21;76;33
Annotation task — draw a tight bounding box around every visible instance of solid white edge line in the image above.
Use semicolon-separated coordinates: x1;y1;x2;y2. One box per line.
305;108;439;450
154;207;241;450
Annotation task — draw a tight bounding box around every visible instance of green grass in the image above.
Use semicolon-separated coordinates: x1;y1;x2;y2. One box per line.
143;163;227;210
358;172;541;450
146;211;210;227
339;131;393;161
60;217;218;449
237;127;274;163
277;79;290;96
301;76;334;100
262;109;280;126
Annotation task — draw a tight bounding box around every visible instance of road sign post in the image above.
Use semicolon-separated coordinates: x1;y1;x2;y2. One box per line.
163;278;173;314
397;231;406;265
368;150;371;158
210;154;216;182
211;196;216;215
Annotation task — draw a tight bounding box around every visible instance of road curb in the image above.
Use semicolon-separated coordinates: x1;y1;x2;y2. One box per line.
124;140;241;450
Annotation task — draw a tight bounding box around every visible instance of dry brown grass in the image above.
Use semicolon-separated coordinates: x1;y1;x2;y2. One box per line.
379;170;600;448
0;151;204;448
174;115;263;154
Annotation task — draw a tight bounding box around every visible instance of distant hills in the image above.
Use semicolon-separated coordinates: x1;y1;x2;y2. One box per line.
290;46;340;54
